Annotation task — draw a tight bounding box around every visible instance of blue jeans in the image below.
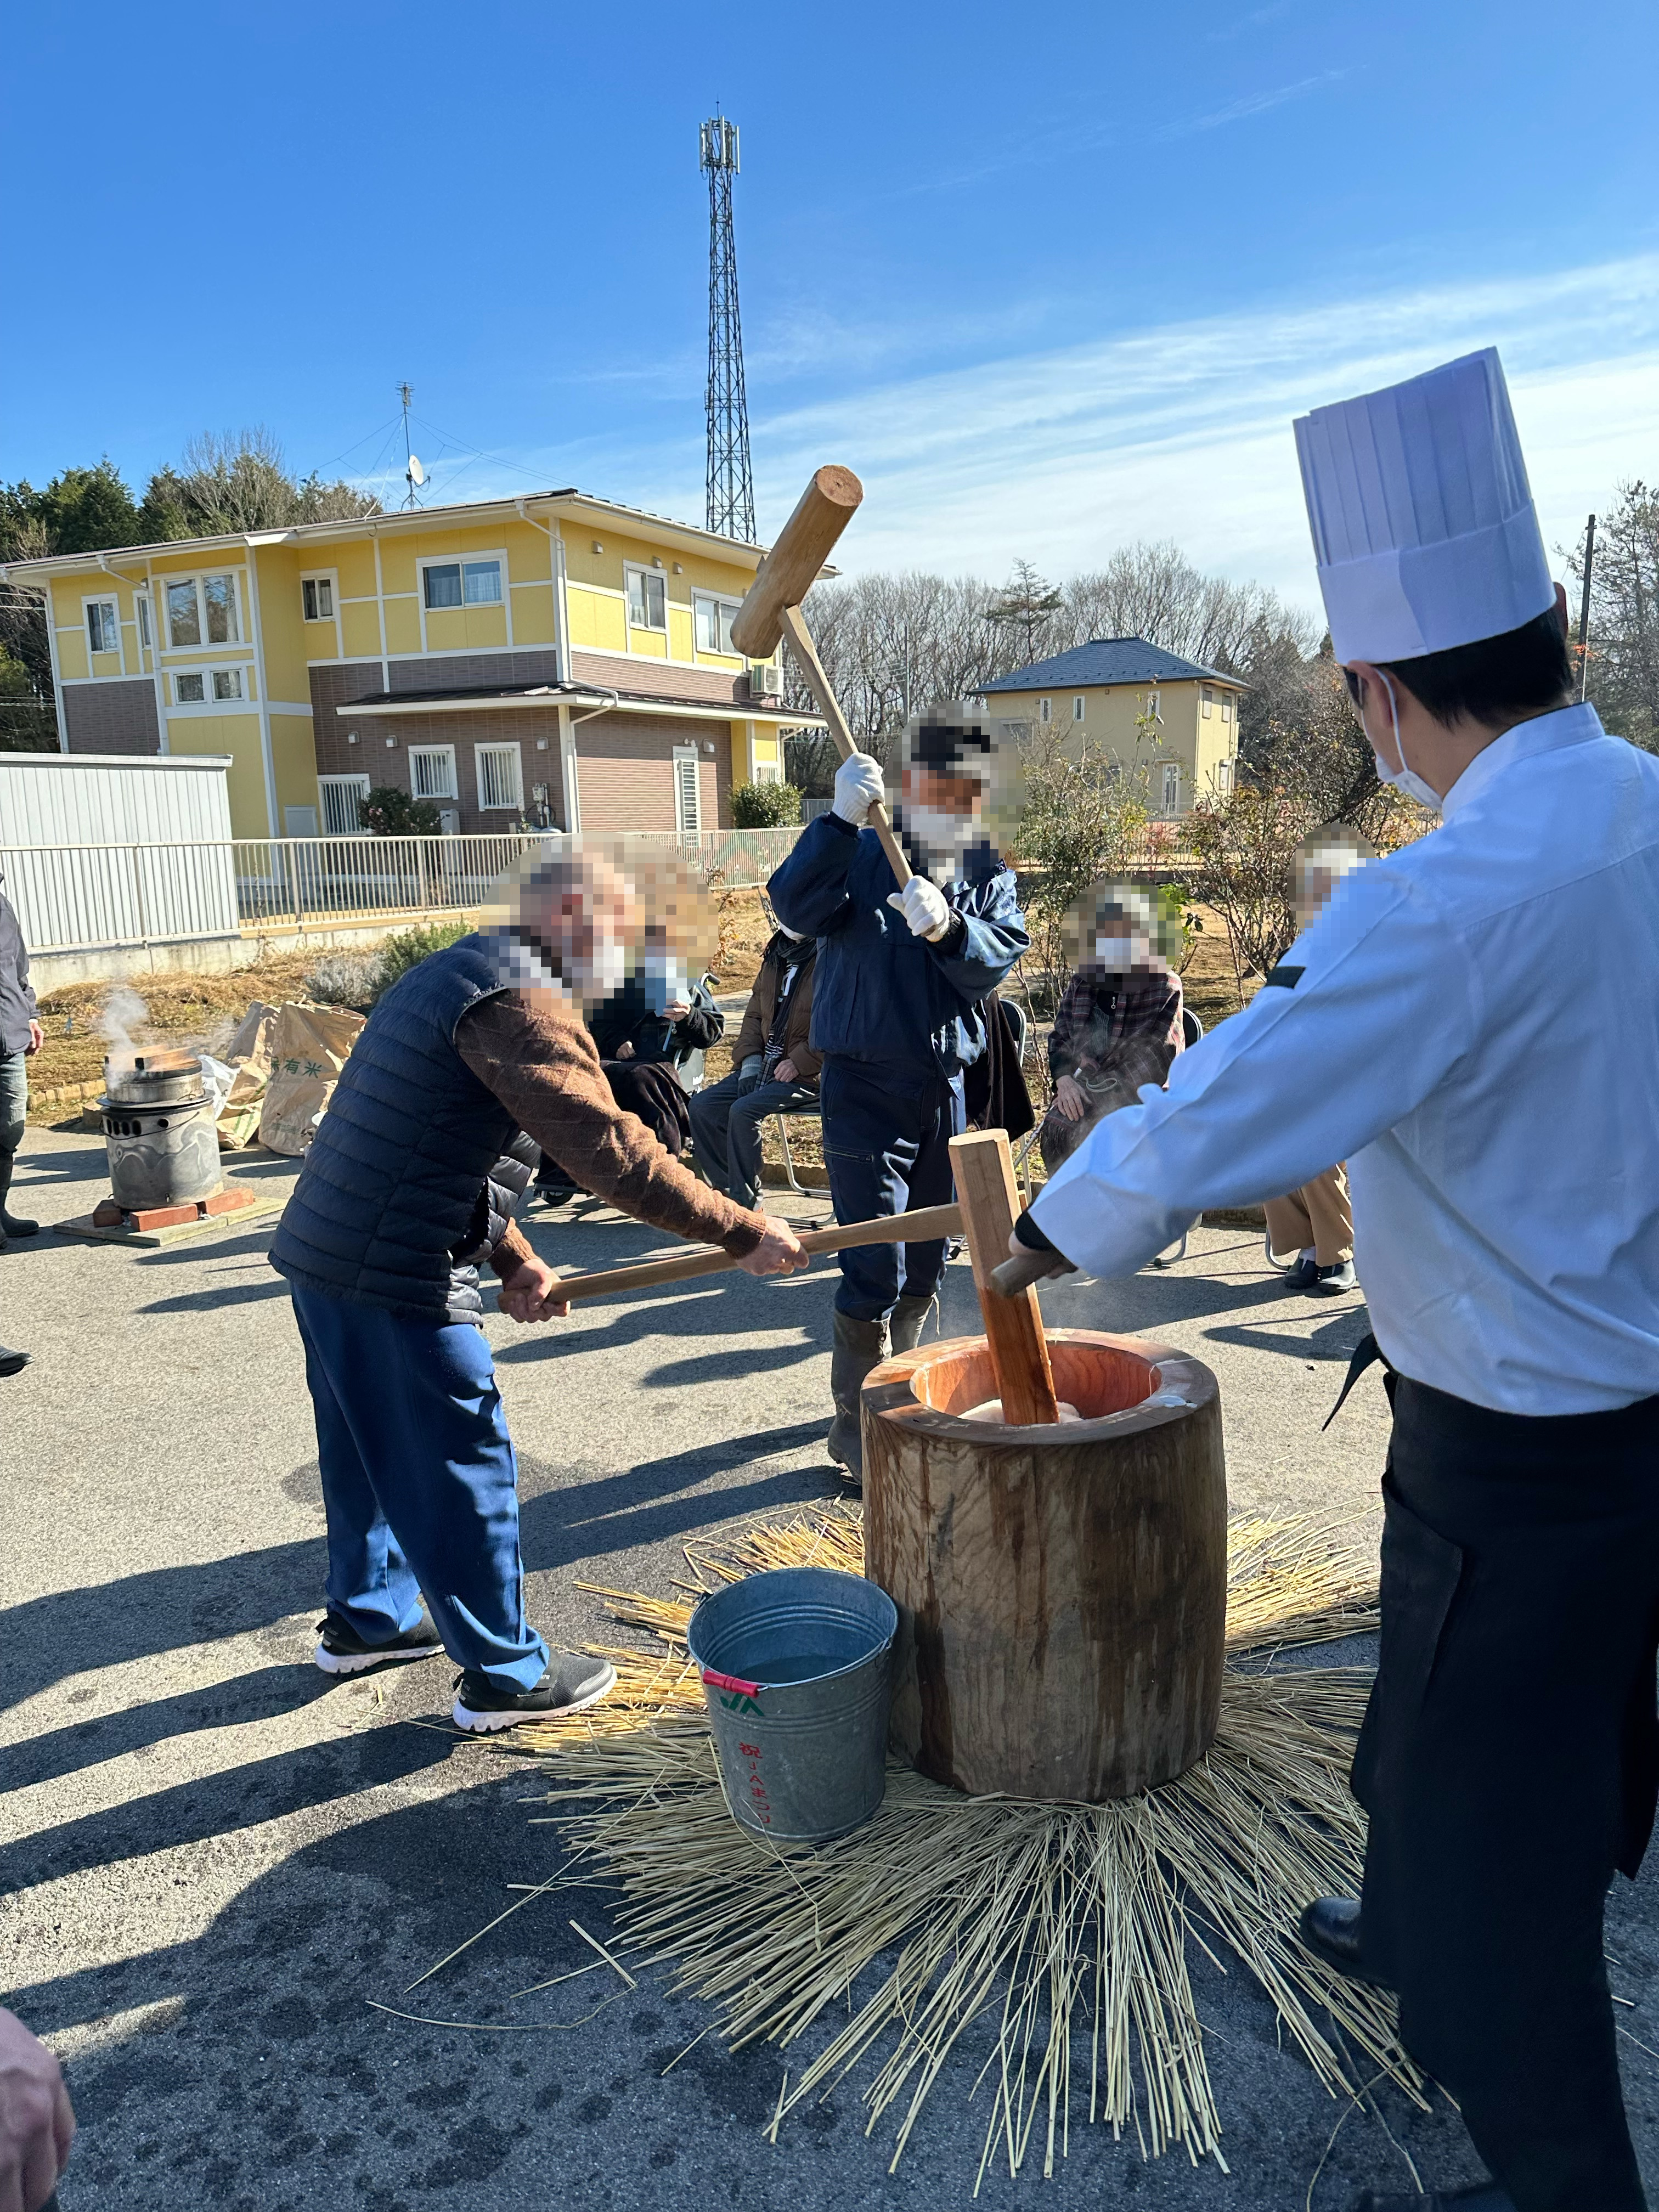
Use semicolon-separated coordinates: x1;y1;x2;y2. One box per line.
687;1067;819;1207
0;1050;26;1158
290;1284;548;1692
818;1056;963;1322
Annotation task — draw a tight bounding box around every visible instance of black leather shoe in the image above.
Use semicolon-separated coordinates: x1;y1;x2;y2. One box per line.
1354;2186;1515;2212
1298;1895;1382;1987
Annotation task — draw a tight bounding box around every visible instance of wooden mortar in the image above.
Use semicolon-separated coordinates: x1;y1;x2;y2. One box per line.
861;1328;1226;1801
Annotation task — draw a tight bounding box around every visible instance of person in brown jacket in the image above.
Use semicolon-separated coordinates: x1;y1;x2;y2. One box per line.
270;850;806;1734
687;924;820;1210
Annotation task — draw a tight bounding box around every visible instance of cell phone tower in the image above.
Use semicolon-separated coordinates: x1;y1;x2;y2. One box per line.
699;115;756;544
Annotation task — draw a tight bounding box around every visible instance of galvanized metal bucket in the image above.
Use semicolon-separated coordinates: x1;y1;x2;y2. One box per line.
687;1566;899;1844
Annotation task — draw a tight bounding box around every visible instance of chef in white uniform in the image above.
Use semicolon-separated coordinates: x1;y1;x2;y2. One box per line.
1011;347;1659;2212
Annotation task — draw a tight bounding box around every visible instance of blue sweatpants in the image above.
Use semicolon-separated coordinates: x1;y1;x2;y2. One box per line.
290;1284;548;1692
819;1056;963;1322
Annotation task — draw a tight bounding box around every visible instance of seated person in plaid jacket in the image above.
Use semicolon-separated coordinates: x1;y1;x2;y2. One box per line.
1039;885;1186;1173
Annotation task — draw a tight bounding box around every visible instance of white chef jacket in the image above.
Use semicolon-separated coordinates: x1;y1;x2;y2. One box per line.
1030;702;1659;1415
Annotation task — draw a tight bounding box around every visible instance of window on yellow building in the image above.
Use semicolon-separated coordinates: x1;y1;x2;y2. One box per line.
86;601;119;654
693;592;741;654
165;574;240;648
302;577;335;621
1162;763;1180;813
422;560;501;610
1072;695;1086;721
1146;690;1161;720
174;672;205;703
1038;697;1051;723
135;596;152;650
212;669;244;701
627;567;668;631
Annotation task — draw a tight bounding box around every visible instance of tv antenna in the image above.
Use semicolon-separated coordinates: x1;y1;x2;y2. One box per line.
699;114;755;543
398;381;424;508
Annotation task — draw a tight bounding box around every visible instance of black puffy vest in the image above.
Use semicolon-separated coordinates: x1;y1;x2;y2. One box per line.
270;934;531;1322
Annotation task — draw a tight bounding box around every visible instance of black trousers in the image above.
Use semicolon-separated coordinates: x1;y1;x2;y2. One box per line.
1356;1375;1659;2212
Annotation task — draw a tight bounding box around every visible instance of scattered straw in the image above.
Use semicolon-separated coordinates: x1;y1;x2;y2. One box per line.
471;1506;1407;2179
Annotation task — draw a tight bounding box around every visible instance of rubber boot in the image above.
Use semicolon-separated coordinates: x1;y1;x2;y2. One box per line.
0;1152;37;1240
826;1310;889;1483
889;1292;936;1356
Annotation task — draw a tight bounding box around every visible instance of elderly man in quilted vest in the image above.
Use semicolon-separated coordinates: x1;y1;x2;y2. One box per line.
270;851;805;1734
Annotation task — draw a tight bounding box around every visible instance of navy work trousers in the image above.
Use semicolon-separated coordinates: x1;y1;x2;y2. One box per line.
290;1284;548;1692
819;1056;962;1322
687;1067;819;1209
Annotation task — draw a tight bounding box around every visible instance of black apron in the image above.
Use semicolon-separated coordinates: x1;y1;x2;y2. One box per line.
1342;1343;1659;2212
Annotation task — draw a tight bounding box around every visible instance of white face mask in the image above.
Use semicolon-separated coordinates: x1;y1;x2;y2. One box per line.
1369;672;1442;813
900;802;979;884
576;932;629;1005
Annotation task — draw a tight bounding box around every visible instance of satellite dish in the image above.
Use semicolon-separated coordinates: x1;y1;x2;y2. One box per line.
407;455;425;487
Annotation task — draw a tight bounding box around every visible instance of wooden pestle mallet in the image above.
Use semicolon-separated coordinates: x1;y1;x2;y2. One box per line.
729;465;912;890
949;1130;1062;1424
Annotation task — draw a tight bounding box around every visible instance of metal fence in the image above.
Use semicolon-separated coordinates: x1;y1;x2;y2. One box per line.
3;826;804;956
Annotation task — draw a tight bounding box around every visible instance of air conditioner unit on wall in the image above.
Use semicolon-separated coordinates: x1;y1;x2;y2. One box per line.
743;663;781;701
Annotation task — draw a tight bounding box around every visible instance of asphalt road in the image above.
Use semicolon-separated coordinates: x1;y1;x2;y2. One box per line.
3;1126;1657;2211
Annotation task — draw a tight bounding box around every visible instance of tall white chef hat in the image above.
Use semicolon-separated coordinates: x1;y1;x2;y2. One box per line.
1294;347;1554;665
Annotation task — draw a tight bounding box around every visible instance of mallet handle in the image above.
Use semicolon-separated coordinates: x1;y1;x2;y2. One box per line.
777;605;912;890
536;1201;962;1308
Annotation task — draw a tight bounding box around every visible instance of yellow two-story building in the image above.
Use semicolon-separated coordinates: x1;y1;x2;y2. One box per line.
980;638;1245;816
3;490;817;838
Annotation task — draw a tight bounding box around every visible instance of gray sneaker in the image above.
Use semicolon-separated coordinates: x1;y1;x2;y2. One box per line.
1307;1259;1357;1294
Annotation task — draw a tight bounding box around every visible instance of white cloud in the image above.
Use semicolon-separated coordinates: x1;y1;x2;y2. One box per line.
746;252;1659;613
419;253;1659;618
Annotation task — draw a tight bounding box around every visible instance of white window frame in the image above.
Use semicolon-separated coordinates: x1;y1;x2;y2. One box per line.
1201;684;1215;718
1037;696;1052;724
672;744;703;837
409;743;459;802
1071;694;1086;721
171;665;251;708
625;562;669;635
418;555;505;613
692;589;741;657
319;773;371;836
1144;690;1161;721
1161;763;1181;815
84;596;121;661
134;594;153;651
163;572;242;651
753;758;782;786
473;741;524;812
301;573;337;623
1221;693;1233;721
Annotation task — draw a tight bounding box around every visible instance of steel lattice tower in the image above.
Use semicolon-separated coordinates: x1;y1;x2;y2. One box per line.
699;116;756;544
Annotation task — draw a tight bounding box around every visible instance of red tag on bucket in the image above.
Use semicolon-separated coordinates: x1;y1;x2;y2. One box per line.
700;1667;763;1697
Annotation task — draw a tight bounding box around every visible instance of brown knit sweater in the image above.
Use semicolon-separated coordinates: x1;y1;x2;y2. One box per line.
455;991;765;1277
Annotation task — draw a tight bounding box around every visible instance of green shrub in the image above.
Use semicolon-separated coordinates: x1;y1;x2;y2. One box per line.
731;781;801;828
359;786;443;836
371;921;472;1000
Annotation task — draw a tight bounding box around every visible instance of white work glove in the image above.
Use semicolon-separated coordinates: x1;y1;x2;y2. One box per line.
832;751;885;827
887;876;951;941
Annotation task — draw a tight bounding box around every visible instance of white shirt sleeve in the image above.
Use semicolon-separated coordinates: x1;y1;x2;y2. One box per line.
1028;865;1483;1278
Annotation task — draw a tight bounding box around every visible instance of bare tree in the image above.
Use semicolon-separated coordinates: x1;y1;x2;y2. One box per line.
1571;482;1658;753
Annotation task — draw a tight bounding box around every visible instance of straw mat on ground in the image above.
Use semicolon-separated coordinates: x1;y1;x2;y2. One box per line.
496;1508;1413;2181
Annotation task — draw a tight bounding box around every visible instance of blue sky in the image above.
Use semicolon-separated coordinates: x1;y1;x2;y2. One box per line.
5;1;1656;617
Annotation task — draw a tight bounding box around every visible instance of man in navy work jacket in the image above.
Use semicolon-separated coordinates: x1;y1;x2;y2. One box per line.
768;705;1028;1478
